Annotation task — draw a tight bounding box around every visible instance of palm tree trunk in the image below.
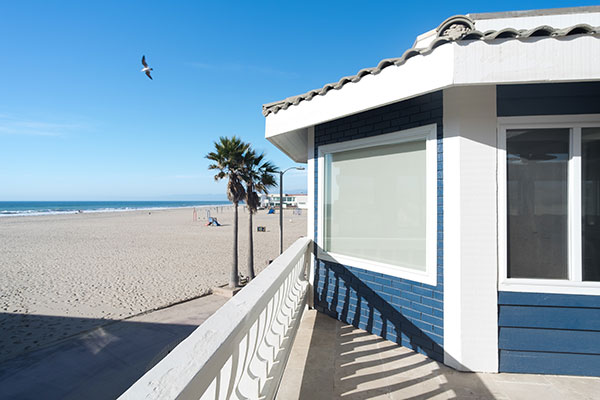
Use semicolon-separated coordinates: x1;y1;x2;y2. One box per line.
230;202;239;288
248;210;255;279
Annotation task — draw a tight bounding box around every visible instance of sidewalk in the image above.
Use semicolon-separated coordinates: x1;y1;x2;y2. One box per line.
0;295;227;400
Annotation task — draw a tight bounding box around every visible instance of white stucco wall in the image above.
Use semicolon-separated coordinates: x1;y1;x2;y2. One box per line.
443;85;499;372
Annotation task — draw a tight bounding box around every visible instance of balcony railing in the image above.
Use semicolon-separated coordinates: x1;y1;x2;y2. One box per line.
119;237;312;400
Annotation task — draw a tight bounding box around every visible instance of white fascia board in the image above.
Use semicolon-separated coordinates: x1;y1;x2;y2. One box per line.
264;44;455;138
454;35;600;85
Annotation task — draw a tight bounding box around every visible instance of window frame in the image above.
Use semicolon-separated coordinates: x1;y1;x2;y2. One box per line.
498;114;600;295
317;123;438;286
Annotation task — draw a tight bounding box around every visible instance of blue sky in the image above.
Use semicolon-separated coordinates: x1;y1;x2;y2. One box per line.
0;1;591;200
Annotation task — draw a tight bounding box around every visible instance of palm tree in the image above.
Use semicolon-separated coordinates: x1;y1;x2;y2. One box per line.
242;149;278;279
206;136;249;288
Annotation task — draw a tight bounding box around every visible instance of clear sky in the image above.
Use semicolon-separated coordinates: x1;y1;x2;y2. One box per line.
0;0;592;200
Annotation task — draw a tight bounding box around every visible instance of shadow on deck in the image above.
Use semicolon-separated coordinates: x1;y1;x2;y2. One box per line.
278;310;600;399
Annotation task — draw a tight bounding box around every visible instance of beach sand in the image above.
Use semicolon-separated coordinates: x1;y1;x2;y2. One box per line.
0;206;306;363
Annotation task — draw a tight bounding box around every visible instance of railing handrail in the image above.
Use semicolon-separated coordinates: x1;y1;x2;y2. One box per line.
119;236;312;400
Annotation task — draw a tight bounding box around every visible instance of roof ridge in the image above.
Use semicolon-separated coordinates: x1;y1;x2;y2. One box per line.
469;6;600;21
262;15;599;117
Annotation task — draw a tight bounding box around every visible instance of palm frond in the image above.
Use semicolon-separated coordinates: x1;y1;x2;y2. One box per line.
238;148;279;213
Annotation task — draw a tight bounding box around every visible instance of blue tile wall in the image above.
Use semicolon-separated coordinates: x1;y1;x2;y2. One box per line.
313;92;444;362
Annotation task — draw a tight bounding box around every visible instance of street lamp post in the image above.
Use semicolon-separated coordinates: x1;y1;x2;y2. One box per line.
279;166;305;254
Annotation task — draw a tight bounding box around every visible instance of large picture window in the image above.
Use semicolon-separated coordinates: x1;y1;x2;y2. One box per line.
499;116;600;294
318;124;437;285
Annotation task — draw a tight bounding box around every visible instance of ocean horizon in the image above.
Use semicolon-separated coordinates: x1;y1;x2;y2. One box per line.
0;201;232;217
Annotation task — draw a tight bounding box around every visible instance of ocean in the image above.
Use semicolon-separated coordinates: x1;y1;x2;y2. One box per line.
0;201;231;217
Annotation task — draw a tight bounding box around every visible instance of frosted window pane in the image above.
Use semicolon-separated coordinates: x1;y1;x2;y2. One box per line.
506;129;569;279
582;127;600;282
324;141;426;270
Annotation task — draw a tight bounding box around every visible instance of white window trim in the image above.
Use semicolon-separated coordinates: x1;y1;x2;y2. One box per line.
317;123;438;286
498;114;600;296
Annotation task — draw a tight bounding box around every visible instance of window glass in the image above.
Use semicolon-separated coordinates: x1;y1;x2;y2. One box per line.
582;127;600;282
324;141;426;270
506;129;569;279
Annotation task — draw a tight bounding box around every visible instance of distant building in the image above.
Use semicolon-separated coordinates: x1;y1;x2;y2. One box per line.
260;193;308;209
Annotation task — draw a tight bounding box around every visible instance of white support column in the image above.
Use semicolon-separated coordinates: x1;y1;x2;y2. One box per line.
443;86;498;372
306;126;316;309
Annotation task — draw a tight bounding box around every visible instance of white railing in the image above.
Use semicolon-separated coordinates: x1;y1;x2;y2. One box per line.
119;237;312;400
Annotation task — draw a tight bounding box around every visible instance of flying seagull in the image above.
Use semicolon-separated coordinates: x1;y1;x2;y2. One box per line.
141;55;153;80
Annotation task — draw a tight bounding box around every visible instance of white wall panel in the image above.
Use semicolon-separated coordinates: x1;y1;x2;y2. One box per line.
443;85;499;372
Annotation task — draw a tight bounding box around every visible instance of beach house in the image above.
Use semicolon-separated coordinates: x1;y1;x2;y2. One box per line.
121;7;600;399
263;6;600;377
260;193;309;209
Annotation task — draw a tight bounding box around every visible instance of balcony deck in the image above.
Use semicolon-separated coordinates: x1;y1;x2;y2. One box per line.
279;309;600;399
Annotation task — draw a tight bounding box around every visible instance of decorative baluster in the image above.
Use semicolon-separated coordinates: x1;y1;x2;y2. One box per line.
232;321;255;399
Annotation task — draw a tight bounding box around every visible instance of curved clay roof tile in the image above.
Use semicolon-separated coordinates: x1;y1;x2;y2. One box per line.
486;28;521;39
401;49;421;62
461;30;486;40
524;25;556;37
376;58;397;70
561;24;596;36
429;37;452;50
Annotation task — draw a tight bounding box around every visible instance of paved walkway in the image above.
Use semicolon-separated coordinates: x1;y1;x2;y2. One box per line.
0;295;228;400
279;310;600;399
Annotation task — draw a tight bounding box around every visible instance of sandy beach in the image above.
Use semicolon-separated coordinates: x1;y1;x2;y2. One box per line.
0;206;306;363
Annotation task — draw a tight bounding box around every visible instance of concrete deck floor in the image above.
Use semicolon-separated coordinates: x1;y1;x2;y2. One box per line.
0;294;227;400
278;310;600;400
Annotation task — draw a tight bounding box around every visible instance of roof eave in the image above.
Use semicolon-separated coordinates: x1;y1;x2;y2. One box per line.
265;34;600;161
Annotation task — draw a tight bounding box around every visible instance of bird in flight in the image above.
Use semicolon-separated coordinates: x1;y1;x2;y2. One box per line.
141;55;153;80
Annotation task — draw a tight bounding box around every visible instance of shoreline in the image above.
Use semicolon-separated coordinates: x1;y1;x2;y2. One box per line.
0;202;233;218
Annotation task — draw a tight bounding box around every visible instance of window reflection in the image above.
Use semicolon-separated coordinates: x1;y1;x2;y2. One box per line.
506;129;569;279
582;127;600;281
